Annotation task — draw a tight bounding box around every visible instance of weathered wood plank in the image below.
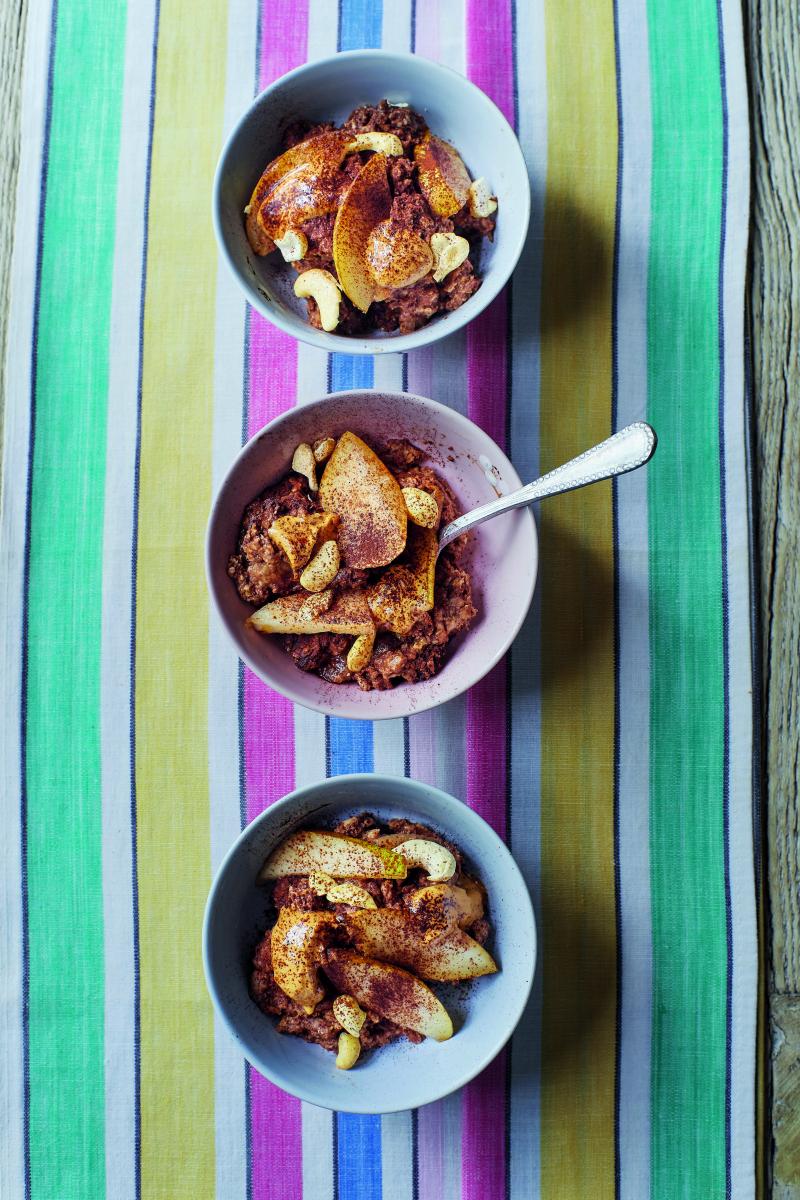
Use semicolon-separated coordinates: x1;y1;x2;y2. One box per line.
747;0;800;1193
0;0;28;455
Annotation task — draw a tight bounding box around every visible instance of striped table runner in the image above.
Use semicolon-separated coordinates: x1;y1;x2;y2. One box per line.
0;0;758;1197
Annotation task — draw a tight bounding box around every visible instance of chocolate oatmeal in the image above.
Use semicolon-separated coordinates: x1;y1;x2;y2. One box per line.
228;432;477;690
244;100;497;337
251;814;496;1067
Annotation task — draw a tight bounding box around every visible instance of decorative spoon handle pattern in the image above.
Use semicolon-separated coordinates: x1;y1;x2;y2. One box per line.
438;422;658;554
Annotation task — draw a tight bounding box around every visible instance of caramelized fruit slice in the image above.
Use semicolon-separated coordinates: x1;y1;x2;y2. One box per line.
332;154;392;312
319;432;407;569
271;908;336;1013
248;588;374;636
346;905;497;982
267;512;339;574
245;131;352;253
414;133;472;217
323;948;453;1040
366;221;434;290
258;831;408;881
257;160;343;241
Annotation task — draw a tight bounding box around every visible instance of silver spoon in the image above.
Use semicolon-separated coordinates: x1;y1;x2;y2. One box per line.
437;421;657;555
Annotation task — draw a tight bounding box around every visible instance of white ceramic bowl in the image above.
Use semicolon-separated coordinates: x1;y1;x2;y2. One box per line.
205;390;538;720
203;774;536;1113
213;50;530;354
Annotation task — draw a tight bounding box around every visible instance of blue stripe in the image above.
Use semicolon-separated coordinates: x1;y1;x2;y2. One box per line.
330;8;381;1191
337;1113;383;1200
328;717;375;775
337;0;382;50
330;353;374;391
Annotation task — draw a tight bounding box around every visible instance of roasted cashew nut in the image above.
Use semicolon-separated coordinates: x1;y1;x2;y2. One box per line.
293;268;342;333
309;873;376;910
430;232;471;283
300;539;340;593
395;838;457;882
467;177;498;219
291;442;318;491
346;628;376;673
346;132;404;156
274;229;308;262
336;1031;361;1070
333;995;367;1037
326;882;377;909
402;487;439;529
313;436;336;463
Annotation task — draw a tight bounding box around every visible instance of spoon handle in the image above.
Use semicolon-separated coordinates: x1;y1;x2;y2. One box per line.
438;421;657;553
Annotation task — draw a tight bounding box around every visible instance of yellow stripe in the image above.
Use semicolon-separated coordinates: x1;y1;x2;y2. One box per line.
539;1;618;1196
136;0;228;1194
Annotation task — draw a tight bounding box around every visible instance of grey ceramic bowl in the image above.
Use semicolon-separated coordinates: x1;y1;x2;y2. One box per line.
213;49;530;354
203;774;536;1113
205;390;538;720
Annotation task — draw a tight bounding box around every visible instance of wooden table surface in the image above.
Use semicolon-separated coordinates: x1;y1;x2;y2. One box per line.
0;1;796;1194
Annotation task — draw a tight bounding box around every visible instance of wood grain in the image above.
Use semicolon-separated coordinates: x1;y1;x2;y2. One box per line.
0;0;28;457
748;0;800;1193
0;0;796;1192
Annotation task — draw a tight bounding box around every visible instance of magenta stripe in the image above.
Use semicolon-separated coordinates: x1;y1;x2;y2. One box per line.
465;0;515;124
245;6;309;1199
461;3;514;1196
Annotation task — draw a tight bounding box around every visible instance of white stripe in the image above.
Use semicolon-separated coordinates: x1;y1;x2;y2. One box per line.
0;4;52;1196
372;717;407;776
99;1;159;1196
614;1;654;1196
406;10;466;1200
507;0;547;1191
381;1111;415;1200
208;2;260;1197
301;1101;336;1200
380;0;412;54
306;0;339;59
719;1;756;1194
373;353;405;394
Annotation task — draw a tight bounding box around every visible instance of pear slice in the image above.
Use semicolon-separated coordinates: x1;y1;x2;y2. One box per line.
406;525;437;609
248;589;374;636
414;133;472;218
346;906;497;982
258;831;408;881
367;524;437;634
271;908;336;1013
246;131;352;253
332;154;392;313
323;948;453;1041
268;512;339;574
256;160;343;242
319;432;407;569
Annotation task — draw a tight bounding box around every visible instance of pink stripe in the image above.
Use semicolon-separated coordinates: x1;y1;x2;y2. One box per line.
461;3;514;1196
246;6;308;1198
465;0;515;124
416;1102;446;1200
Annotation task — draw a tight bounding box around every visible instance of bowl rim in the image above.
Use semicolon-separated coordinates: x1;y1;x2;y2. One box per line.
202;772;537;1113
212;48;531;355
205;388;538;720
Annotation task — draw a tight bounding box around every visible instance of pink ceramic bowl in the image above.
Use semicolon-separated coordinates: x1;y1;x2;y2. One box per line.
206;390;537;719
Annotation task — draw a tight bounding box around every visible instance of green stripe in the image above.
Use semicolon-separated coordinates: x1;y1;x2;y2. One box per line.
646;0;726;1194
26;1;127;1195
